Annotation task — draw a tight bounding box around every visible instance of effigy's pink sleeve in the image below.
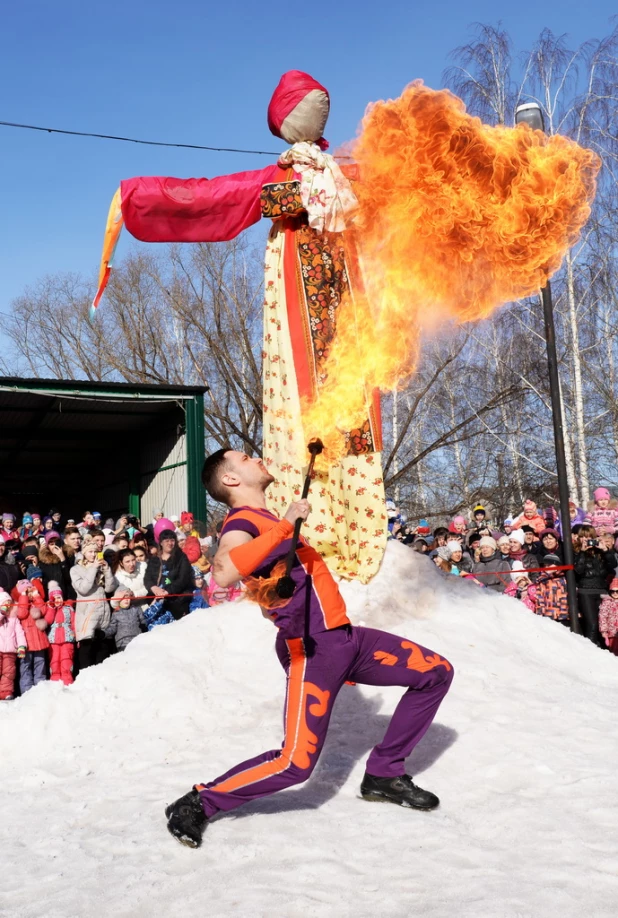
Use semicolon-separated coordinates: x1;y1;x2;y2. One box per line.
120;164;283;243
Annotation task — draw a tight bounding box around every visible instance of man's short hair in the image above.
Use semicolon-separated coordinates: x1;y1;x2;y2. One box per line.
64;526;81;538
202;448;232;504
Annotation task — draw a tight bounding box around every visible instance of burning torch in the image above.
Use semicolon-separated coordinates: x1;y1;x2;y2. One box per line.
514;102;580;635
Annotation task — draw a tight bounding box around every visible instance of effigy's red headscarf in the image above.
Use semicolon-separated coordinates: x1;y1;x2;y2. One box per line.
267;70;330;149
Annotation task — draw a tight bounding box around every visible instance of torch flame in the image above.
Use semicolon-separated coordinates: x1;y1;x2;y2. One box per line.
302;81;601;457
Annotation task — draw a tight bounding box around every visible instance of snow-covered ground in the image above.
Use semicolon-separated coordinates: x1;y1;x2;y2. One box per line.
2;543;617;918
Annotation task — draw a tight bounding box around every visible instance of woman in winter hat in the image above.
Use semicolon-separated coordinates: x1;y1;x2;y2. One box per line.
44;581;76;685
505;562;537;612
585;488;618;536
471;536;511;592
14;578;49;693
0;591;26;700
70;540;118;670
598;579;618;655
573;525;616;645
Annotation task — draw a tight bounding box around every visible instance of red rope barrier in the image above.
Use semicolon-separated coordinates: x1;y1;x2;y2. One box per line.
464;564;573;576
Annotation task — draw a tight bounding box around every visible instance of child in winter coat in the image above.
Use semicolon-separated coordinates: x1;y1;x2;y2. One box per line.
505;563;537;612
598;578;618;655
0;591;26;700
585;487;618;536
105;589;146;651
44;581;76;685
189;567;210;612
534;553;569;624
14;578;49;693
511;500;547;536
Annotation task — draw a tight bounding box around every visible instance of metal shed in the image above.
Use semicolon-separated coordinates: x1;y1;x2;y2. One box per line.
0;377;207;524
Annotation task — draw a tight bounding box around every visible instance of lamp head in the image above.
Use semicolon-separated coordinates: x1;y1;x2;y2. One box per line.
515;102;545;133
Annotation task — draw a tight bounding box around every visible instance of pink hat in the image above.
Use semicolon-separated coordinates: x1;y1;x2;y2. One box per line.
48;580;63;598
0;591;12;605
44;530;61;544
153;517;176;544
268;70;330;148
453;515;466;526
524;499;536;511
594;487;611;501
16;579;32;594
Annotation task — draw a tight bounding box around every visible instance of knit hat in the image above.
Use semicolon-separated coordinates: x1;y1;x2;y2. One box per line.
32;512;41;520
180;511;194;526
453;516;466;526
16;579;32;594
22;513;33;524
93;511;101;519
446;540;462;555
468;531;481;544
170;515;180;523
504;518;514;527
479;536;497;550
540;528;560;541
609;578;618;592
542;553;561;566
22;545;38;560
44;531;61;544
417;519;431;535
510;561;531;583
436;546;451;561
473;504;486;515
0;591;12;606
48;580;63;599
509;529;525;546
268;70;330;147
2;513;15;522
192;564;204;578
594;487;611;502
497;535;510;546
523;500;537;513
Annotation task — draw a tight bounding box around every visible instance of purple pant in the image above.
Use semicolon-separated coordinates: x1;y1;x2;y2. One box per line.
197;625;454;818
19;650;48;694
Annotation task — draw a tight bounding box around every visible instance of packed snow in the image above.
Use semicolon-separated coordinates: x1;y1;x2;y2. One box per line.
2;543;617;918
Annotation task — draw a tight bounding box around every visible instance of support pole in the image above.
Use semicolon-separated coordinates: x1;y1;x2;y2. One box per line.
541;281;580;633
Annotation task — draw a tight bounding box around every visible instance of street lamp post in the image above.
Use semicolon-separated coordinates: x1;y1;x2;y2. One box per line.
515;102;580;633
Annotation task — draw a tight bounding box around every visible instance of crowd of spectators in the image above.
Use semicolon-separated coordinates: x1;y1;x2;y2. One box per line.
0;507;239;701
387;489;618;656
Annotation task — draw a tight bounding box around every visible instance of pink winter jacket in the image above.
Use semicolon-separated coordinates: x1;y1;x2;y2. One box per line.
585;507;618;536
0;609;26;653
505;581;537;612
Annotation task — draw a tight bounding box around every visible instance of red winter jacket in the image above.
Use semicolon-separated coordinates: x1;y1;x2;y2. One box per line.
15;592;49;651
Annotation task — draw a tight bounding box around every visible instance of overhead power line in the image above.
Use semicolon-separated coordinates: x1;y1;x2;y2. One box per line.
0;119;280;156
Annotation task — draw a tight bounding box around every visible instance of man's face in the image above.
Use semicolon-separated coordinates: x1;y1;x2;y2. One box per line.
524;531;534;544
222;451;275;492
65;532;81;550
52;512;61;522
116;537;129;550
93;535;104;551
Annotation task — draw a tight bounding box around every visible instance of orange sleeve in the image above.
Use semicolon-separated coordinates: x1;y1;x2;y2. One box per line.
229;519;294;579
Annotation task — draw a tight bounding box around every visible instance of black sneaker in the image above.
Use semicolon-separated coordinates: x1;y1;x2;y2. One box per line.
165;789;207;848
360;773;440;810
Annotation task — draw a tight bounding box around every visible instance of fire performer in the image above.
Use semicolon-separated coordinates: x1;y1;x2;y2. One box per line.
165;448;454;848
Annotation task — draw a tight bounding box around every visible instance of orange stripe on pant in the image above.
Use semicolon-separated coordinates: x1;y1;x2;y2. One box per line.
208;638;308;794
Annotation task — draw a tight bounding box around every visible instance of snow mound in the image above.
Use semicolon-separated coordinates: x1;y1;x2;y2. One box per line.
2;543;618;918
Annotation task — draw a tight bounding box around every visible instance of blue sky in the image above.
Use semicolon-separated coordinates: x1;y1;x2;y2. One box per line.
1;0;616;326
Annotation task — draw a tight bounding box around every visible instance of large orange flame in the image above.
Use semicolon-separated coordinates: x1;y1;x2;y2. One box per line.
302;81;601;458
